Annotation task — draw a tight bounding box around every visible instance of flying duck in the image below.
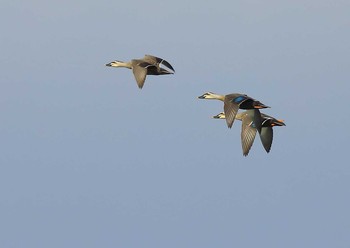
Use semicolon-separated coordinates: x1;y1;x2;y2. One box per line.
106;54;175;89
198;92;269;130
213;111;285;156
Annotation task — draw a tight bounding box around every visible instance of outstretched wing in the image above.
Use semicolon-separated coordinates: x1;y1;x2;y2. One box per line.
143;54;175;72
223;95;241;128
241;115;257;156
259;127;273;153
132;62;149;89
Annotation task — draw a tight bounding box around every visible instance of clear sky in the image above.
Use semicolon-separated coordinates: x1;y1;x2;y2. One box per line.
1;0;350;247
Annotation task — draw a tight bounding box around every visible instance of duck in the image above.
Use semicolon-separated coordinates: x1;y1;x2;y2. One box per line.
198;92;269;130
106;54;175;89
213;111;285;156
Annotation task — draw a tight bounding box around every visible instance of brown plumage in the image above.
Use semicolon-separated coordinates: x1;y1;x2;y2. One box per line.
106;54;175;89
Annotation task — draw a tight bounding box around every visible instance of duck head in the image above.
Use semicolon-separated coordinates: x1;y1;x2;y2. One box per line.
212;112;226;119
105;60;124;67
198;92;223;100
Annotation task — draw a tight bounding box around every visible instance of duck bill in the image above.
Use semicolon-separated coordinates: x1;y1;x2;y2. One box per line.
198;94;206;99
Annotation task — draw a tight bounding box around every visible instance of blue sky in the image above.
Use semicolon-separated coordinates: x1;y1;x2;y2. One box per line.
1;0;350;247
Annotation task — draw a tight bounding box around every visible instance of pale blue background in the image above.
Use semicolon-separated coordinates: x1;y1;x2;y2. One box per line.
1;0;350;247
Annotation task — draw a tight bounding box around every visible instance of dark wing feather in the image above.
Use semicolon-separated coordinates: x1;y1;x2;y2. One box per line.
138;62;159;75
259;127;273;153
159;59;175;72
158;68;174;75
253;109;262;133
143;54;175;72
261;113;286;127
241;115;257;156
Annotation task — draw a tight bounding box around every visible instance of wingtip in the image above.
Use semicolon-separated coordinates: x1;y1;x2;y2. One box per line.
226;119;234;129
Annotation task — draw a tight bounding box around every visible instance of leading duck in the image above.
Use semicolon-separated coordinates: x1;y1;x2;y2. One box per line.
198;92;269;130
106;54;175;89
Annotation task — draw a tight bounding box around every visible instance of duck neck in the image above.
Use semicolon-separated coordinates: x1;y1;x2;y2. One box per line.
119;61;133;69
109;60;131;69
210;93;225;101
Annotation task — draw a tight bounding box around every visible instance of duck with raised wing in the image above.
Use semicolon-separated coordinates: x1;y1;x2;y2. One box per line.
106;54;175;89
198;92;269;130
213;111;285;156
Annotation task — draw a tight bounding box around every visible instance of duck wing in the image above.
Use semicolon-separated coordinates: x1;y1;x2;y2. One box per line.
259;127;273;153
223;95;240;128
241;114;257;156
253;109;262;133
261;113;286;127
143;55;175;73
131;61;150;89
